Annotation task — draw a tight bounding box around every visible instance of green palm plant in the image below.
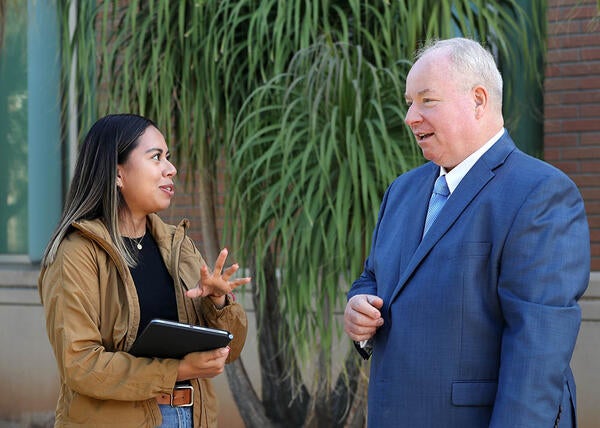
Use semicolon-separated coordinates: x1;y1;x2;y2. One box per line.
57;1;546;426
229;40;418;426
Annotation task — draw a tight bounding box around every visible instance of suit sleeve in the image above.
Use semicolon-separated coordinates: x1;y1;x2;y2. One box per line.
490;172;590;427
347;183;393;300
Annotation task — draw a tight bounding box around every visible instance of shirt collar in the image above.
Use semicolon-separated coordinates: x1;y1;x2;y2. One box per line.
439;127;505;193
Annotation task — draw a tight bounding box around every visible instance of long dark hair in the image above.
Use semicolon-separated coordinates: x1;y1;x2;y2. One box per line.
41;113;156;267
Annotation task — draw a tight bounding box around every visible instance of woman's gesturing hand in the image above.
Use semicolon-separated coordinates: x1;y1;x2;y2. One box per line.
185;248;251;307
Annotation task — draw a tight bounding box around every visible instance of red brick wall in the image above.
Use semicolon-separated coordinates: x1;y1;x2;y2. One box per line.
545;0;600;271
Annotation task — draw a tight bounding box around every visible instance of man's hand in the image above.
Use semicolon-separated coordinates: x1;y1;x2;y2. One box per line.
344;294;384;342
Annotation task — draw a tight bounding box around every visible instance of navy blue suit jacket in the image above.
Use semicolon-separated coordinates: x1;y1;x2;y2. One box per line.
348;132;590;427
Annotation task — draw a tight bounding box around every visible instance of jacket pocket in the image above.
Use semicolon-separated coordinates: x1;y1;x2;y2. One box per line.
451;380;497;406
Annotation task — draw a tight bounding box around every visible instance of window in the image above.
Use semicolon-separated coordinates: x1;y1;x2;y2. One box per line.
0;0;28;255
0;0;61;262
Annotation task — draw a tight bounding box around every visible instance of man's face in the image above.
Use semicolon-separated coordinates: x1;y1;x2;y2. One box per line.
404;51;480;169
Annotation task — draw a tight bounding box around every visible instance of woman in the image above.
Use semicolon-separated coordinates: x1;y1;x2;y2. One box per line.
38;114;249;427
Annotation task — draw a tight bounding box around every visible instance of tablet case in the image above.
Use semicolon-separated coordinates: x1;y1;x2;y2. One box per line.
129;319;233;359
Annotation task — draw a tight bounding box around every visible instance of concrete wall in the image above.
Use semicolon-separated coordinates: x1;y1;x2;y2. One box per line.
572;272;600;427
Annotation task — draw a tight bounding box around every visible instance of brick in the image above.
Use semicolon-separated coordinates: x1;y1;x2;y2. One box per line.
571;5;600;20
581;132;600;146
548;3;600;21
574;175;600;187
581;161;600;173
550;62;600;77
563;119;600;132
548;20;583;35
544;120;564;133
544;75;597;92
582;47;600;61
547;3;588;21
544;147;562;161
548;34;600;50
545;104;580;118
581;104;600;118
544;91;563;105
587;206;600;213
549;0;596;7
546;48;581;63
581;187;600;200
563;91;600;104
588;215;600;228
583;19;600;34
545;133;579;147
544;91;600;106
550;160;581;173
562;146;600;159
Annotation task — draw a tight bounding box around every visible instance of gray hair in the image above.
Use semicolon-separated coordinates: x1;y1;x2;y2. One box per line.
416;38;503;112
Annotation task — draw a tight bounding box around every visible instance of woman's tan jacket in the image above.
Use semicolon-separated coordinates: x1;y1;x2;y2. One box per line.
38;214;248;427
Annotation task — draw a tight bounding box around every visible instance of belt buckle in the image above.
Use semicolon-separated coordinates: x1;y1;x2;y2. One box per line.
171;385;193;407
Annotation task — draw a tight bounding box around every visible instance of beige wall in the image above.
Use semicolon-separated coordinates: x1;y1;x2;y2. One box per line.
572;272;600;427
1;266;598;427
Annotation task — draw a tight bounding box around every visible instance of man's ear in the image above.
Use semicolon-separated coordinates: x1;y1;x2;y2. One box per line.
473;85;488;119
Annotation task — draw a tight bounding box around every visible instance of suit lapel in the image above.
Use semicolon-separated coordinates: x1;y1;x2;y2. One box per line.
397;164;439;270
389;133;516;304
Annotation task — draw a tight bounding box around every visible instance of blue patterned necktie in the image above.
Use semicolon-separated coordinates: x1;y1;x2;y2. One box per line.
423;175;450;236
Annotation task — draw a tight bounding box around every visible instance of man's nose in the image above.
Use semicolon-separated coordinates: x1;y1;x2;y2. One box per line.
404;104;421;126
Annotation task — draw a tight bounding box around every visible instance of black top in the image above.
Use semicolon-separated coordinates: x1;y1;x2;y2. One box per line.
124;231;179;337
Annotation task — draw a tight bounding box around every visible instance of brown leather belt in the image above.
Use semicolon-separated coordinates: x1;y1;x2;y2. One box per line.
156;385;193;407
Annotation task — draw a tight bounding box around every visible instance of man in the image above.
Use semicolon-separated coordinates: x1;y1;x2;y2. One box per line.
344;38;590;427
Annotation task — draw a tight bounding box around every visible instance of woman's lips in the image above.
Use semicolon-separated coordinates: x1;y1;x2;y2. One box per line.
160;184;175;197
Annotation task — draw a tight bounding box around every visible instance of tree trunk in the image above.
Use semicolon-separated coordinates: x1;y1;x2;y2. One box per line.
225;360;272;427
253;247;310;427
196;172;364;428
195;171;271;425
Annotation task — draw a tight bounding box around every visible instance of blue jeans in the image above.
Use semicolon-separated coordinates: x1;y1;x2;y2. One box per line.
158;404;193;428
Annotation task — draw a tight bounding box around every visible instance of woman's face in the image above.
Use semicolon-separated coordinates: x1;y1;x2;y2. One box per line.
117;126;177;219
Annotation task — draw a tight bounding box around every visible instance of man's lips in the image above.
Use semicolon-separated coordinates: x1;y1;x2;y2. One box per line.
415;132;434;142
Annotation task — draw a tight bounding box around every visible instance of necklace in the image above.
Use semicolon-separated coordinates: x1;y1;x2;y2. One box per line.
131;233;145;250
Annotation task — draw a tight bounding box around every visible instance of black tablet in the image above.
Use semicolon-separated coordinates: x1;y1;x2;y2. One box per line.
129;319;233;359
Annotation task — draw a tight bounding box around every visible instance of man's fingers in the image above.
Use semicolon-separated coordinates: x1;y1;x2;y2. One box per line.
366;295;384;309
351;295;381;314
